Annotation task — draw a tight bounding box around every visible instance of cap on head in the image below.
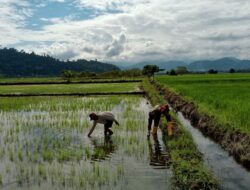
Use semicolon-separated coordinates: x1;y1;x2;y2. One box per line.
89;112;98;120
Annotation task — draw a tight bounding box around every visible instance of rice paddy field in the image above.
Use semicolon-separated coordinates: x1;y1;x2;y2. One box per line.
156;73;250;135
0;77;141;84
0;83;139;95
0;96;172;189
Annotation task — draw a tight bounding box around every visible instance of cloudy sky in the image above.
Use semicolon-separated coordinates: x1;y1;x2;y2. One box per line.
1;0;250;64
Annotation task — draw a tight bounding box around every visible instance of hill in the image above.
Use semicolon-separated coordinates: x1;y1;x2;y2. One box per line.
0;48;119;77
187;58;250;71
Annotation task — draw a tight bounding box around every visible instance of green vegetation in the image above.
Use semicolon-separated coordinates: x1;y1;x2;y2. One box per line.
142;65;160;79
0;77;142;85
0;77;63;83
142;79;218;189
61;69;142;80
156;73;250;135
0;95;169;189
0;47;119;77
0;82;139;95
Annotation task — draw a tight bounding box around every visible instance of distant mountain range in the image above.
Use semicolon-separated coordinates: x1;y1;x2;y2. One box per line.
125;58;250;72
0;48;119;77
1;47;249;77
187;58;250;71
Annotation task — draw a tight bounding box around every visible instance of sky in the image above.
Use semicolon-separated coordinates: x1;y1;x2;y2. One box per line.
0;0;250;64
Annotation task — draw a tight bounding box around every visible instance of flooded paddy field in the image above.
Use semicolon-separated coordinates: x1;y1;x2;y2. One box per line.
0;96;172;189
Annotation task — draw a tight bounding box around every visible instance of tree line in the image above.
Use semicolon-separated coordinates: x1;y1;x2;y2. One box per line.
0;48;119;77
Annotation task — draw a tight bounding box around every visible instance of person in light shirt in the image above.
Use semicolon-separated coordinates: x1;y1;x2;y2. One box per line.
88;112;119;137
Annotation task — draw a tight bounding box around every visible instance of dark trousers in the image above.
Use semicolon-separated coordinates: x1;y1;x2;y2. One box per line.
148;112;161;131
104;120;113;136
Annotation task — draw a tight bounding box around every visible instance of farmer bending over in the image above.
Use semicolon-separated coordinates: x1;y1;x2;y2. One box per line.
148;104;172;137
88;112;119;137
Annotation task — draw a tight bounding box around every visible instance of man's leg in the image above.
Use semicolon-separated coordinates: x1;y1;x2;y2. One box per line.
104;125;109;136
148;112;154;136
104;120;113;136
152;115;161;136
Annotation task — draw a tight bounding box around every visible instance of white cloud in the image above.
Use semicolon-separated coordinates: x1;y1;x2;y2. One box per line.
1;0;250;63
75;0;149;11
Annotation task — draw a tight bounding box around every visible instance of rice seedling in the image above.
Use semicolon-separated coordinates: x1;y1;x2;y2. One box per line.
0;95;174;189
0;174;2;185
0;83;139;95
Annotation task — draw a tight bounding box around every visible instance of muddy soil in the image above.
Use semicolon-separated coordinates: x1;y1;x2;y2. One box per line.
152;81;250;170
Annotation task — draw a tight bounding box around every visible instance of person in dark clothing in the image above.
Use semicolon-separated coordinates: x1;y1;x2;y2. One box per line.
147;104;171;137
88;112;119;137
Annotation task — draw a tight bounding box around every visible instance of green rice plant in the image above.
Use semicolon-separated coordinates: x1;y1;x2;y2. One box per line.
85;147;91;159
0;83;139;96
0;174;2;185
9;150;14;162
0;95;167;189
18;150;23;161
156;74;250;135
0;148;4;159
38;165;47;180
58;150;71;162
116;165;124;177
43;150;53;162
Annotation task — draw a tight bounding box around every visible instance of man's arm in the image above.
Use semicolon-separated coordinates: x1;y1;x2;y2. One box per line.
164;111;172;122
88;121;97;137
114;119;119;125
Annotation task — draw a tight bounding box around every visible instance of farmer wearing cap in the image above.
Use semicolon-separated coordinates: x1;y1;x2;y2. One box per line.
148;104;172;137
88;112;119;137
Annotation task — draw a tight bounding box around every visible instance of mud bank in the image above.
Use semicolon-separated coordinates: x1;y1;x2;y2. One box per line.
152;81;250;170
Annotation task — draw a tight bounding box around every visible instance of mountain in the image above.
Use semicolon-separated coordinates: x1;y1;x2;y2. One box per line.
127;60;187;70
126;57;250;72
0;48;119;77
187;57;250;71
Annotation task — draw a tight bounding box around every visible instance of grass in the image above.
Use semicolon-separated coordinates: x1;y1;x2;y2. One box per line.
156;73;250;135
0;82;139;95
141;79;218;189
0;77;62;83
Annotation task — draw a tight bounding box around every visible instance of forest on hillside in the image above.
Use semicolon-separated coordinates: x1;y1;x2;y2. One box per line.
0;48;119;77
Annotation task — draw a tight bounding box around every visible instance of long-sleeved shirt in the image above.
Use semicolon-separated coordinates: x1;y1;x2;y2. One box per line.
150;105;171;122
88;112;119;136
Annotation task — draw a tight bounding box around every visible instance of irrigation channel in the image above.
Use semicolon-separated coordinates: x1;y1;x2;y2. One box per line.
0;96;172;189
177;112;250;190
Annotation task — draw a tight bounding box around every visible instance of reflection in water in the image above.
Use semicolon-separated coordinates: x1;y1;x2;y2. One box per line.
90;136;116;161
148;134;170;168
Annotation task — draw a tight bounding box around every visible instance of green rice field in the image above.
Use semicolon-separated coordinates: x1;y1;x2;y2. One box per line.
0;96;172;189
156;73;250;135
0;83;139;95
